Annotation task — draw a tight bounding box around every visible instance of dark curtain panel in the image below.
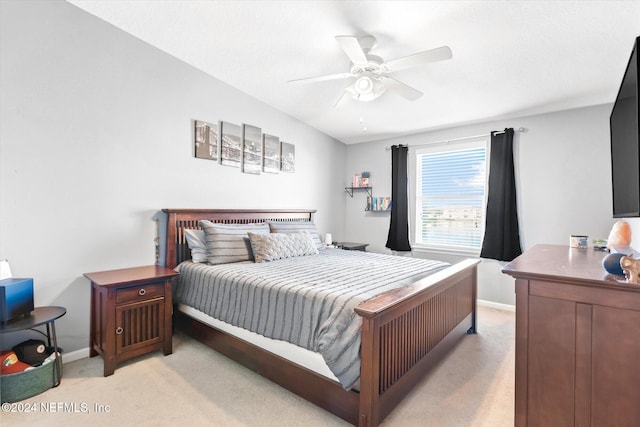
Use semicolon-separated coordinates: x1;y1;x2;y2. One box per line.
480;128;522;261
386;144;412;252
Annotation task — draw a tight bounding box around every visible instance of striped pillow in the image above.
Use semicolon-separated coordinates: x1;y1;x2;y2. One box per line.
267;221;324;250
199;221;270;264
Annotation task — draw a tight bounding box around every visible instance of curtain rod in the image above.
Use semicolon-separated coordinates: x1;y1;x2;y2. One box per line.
385;127;526;151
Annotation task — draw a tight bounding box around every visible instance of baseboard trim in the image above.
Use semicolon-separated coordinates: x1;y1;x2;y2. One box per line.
62;347;90;364
478;299;515;312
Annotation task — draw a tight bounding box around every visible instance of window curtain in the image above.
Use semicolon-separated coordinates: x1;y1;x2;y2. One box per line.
386;144;412;252
480;128;522;261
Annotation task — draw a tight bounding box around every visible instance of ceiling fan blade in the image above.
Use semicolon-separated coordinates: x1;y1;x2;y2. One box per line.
382;76;423;100
333;92;351;108
385;46;452;72
288;72;354;85
335;36;368;65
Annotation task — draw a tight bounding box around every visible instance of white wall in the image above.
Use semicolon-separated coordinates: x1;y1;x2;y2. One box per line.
0;1;346;352
345;104;616;305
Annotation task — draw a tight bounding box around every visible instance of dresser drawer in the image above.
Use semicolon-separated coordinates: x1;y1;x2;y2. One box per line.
116;282;164;305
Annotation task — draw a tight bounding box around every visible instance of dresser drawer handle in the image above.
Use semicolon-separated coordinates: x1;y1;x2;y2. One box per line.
115;327;123;335
138;288;146;296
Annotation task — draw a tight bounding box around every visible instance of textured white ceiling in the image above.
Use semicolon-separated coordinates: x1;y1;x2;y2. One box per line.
67;0;640;144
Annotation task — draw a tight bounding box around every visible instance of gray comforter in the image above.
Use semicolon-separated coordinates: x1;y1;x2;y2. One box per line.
174;248;448;390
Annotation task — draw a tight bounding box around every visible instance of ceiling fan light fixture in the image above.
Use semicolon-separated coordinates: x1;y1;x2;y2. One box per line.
354;76;374;95
348;74;386;102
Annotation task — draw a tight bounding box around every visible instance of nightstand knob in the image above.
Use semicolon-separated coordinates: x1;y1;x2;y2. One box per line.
115;327;123;335
138;288;146;296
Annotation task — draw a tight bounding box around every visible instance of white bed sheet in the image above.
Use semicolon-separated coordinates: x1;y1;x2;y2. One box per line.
177;303;340;382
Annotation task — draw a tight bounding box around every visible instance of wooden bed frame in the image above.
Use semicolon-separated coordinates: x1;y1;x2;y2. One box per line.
163;208;479;427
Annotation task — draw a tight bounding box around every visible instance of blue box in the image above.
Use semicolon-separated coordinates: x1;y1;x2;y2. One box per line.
0;278;34;322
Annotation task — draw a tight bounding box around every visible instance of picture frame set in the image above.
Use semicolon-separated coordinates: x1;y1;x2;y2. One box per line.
194;119;295;174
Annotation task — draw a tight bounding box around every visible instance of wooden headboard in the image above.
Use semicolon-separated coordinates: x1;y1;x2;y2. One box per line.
162;209;316;269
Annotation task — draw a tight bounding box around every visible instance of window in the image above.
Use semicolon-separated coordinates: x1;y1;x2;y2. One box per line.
414;138;488;253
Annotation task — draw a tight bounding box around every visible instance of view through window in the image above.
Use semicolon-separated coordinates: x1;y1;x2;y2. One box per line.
415;138;488;252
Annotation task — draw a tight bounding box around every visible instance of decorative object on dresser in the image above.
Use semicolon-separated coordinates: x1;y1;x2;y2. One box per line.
503;244;640;427
163;208;479;427
606;220;632;250
620;254;640;283
602;251;627;276
84;266;179;376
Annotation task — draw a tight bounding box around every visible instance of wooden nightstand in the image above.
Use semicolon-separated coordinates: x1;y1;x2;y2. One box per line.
84;265;179;376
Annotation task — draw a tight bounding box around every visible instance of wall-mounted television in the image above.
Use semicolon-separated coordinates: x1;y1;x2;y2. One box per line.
611;36;640;217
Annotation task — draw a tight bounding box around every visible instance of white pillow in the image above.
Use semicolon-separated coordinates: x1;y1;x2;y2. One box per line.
267;221;324;250
184;229;208;263
248;232;319;263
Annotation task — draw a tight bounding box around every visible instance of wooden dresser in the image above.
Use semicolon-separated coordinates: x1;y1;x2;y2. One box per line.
503;244;640;427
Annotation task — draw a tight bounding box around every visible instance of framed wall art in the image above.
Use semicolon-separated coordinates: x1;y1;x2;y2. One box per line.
281;142;295;173
220;121;242;167
242;124;262;175
262;134;280;174
194;120;218;161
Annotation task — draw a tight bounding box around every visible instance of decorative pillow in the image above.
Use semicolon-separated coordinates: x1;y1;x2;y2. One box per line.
267;221;324;250
184;229;208;263
248;232;319;263
199;221;270;264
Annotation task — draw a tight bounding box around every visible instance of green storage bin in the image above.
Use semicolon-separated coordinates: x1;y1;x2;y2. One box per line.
0;357;60;403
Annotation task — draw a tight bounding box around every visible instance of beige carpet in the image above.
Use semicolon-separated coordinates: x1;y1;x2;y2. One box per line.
2;306;514;427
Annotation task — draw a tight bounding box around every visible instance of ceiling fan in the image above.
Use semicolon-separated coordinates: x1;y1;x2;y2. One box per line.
288;35;452;107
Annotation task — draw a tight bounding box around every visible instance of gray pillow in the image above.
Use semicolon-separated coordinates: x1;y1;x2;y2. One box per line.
267;221;324;250
199;221;270;264
248;232;319;263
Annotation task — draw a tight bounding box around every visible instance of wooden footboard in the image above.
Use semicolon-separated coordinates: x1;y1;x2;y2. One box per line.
356;258;478;426
162;209;479;426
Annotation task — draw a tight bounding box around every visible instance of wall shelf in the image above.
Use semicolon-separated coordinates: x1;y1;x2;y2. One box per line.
345;186;372;197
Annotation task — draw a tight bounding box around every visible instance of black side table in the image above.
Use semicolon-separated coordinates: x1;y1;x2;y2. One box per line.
0;306;66;386
337;242;369;252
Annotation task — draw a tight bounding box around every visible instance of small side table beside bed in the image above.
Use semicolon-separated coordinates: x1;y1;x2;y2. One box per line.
84;265;179;376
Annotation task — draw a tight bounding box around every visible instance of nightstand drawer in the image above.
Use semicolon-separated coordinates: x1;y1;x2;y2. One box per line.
116;283;164;304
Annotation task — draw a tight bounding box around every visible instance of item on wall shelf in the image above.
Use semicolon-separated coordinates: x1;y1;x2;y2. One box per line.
367;196;392;212
281;142;295;173
361;171;370;187
194;120;219;161
242;124;262;175
262;134;280;174
220;121;242;167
